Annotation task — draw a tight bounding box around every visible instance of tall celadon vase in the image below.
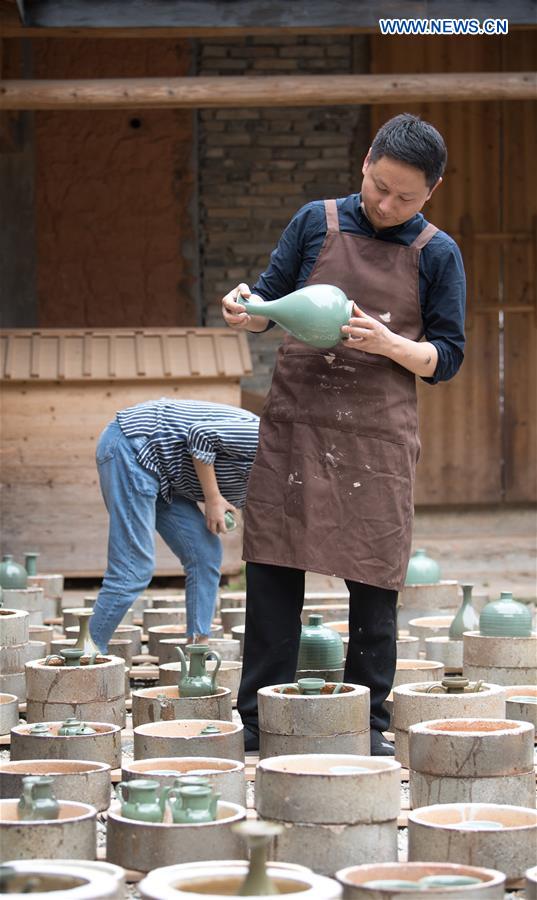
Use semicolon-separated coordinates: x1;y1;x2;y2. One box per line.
239;284;353;349
233;821;284;896
449;583;479;640
0;555;28;589
405;548;441;585
72;610;101;657
479;590;533;637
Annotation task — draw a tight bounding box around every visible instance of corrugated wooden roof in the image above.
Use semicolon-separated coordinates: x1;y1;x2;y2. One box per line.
0;328;252;382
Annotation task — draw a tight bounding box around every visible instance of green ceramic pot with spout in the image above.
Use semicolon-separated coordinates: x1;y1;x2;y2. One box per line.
17;776;59;821
167;784;219;824
176;644;221;697
116;779;167;822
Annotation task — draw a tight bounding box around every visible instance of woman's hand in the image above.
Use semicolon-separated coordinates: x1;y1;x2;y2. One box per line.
341;303;395;356
204;495;238;535
221;283;269;333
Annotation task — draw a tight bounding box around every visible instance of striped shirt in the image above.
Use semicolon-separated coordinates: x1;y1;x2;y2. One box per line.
117;399;260;505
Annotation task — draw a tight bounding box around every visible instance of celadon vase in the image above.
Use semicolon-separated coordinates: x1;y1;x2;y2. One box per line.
405;548;441;585
71;610;101;657
0;555;28;589
17;776;59;821
479;590;533;637
24;552;40;576
116;779;167;822
233;821;283;896
239;283;354;349
167;784;219;824
297;614;344;670
449;583;479;640
176;644;221;697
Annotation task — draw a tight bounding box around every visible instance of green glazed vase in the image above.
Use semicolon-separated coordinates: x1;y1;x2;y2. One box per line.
17;776;59;821
233;821;283;896
71;610;101;657
0;555;28;590
167;784;219;824
24;552;40;576
405;548;441;585
297;614;344;671
479;590;533;637
224;511;237;531
116;779;167;822
176;644;221;697
449;583;479;640
239;284;353;350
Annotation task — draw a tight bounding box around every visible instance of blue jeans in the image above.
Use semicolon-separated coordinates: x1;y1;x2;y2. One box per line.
90;420;223;652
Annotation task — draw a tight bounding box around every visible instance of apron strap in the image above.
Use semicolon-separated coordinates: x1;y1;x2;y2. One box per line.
411;222;438;249
324;199;340;232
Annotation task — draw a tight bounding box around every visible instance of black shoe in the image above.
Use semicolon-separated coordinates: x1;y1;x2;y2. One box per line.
243;726;259;753
370;728;395;756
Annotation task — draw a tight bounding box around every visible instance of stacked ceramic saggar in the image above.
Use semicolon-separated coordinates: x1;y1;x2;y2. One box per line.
0;606;46;702
255;754;401;876
464;591;536;685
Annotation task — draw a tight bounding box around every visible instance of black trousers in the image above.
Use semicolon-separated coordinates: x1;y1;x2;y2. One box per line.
237;561;397;734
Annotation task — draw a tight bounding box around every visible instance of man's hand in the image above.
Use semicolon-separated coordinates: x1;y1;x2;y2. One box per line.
221;283;269;333
204;495;238;535
341;303;395;356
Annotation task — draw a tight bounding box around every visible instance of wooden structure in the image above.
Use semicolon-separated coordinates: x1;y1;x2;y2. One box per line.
0;328;252;575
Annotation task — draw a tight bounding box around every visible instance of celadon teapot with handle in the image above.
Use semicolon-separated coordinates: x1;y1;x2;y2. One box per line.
167;784;219;824
176;644;221;697
116;779;168;822
17;776;59;821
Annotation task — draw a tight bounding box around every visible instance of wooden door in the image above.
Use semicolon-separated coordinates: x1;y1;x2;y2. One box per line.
369;31;536;504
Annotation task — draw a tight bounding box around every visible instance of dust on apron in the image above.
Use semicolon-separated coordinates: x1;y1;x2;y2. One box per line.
243;199;438;590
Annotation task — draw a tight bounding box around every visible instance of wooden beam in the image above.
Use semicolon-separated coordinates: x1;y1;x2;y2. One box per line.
0;72;535;110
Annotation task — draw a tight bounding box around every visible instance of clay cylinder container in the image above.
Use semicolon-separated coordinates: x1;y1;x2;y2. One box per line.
27;572;64;600
219;607;246;634
392;682;505;768
0;759;111;811
157;637;240;666
218;590;246;609
258;684;369;759
463;631;537;685
111;625;142;657
0;860;122;900
152;593;186;608
0;692;19;735
148;624;223;658
336;861;505;899
143;608;187;632
424;636;464;672
256;754;399;876
504;685;537;728
0;671;26;701
408;803;537;884
25;656;126;726
230;624;245;654
29;624;54;654
408;616;454;652
138;860;341;900
1;587;45;625
134;719;245;762
122;756;246;806
106;800;246;873
526;865;537;900
398;581;459;629
393;659;444;688
131;685;233;729
0;607;29;645
10;721;122;769
0;640;46;674
0;799;97;861
408;718;536;808
159;660;242;700
396;635;420;659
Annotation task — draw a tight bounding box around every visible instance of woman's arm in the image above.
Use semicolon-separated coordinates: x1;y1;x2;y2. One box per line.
192;457;237;535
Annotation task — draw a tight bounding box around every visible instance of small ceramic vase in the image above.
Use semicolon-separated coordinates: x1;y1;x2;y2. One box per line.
233;820;284;896
71;610;102;657
479;590;533;637
167;784;219;824
116;779;167;822
449;583;479;640
176;644;221;697
24;552;40;576
405;548;441;585
17;776;59;821
297;614;344;671
239;283;354;350
58;718;96;736
224;511;237;531
0;555;28;589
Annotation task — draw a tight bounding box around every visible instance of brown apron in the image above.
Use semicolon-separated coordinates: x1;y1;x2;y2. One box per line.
243;199;438;591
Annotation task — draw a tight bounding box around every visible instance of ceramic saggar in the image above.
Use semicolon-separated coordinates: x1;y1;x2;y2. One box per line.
25;655;126;726
336;862;505;899
408;718;536;808
0;692;19;735
10;721;122;769
122;756;247;807
504;685;537;728
0;759;112;811
256;754;400;876
133;719;245;762
0;860;122;900
0;799;97;861
463;630;537;685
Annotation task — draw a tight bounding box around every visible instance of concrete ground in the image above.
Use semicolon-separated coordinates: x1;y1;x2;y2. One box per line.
305;506;536;602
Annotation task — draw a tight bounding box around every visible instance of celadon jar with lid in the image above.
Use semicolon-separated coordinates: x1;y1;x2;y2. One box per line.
297;614;344;671
479;591;533;637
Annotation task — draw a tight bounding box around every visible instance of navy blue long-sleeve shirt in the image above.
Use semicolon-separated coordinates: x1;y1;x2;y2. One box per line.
252;194;466;384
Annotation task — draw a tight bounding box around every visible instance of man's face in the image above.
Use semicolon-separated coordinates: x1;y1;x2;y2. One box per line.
360;151;441;230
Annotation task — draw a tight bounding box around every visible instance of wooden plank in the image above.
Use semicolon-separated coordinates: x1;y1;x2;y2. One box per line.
1;72;535;111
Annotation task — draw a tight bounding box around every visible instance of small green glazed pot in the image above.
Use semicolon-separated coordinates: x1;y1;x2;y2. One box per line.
116;779;167;822
0;555;28;590
17;776;59;821
297;614;344;670
479;590;533;637
405;548;441;585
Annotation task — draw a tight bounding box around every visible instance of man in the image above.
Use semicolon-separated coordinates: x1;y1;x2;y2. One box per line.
221;113;466;755
89;398;259;651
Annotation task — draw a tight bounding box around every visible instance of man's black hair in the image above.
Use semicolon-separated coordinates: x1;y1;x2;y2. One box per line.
370;114;447;188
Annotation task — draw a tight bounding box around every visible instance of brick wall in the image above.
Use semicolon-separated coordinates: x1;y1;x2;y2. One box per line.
197;35;370;394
